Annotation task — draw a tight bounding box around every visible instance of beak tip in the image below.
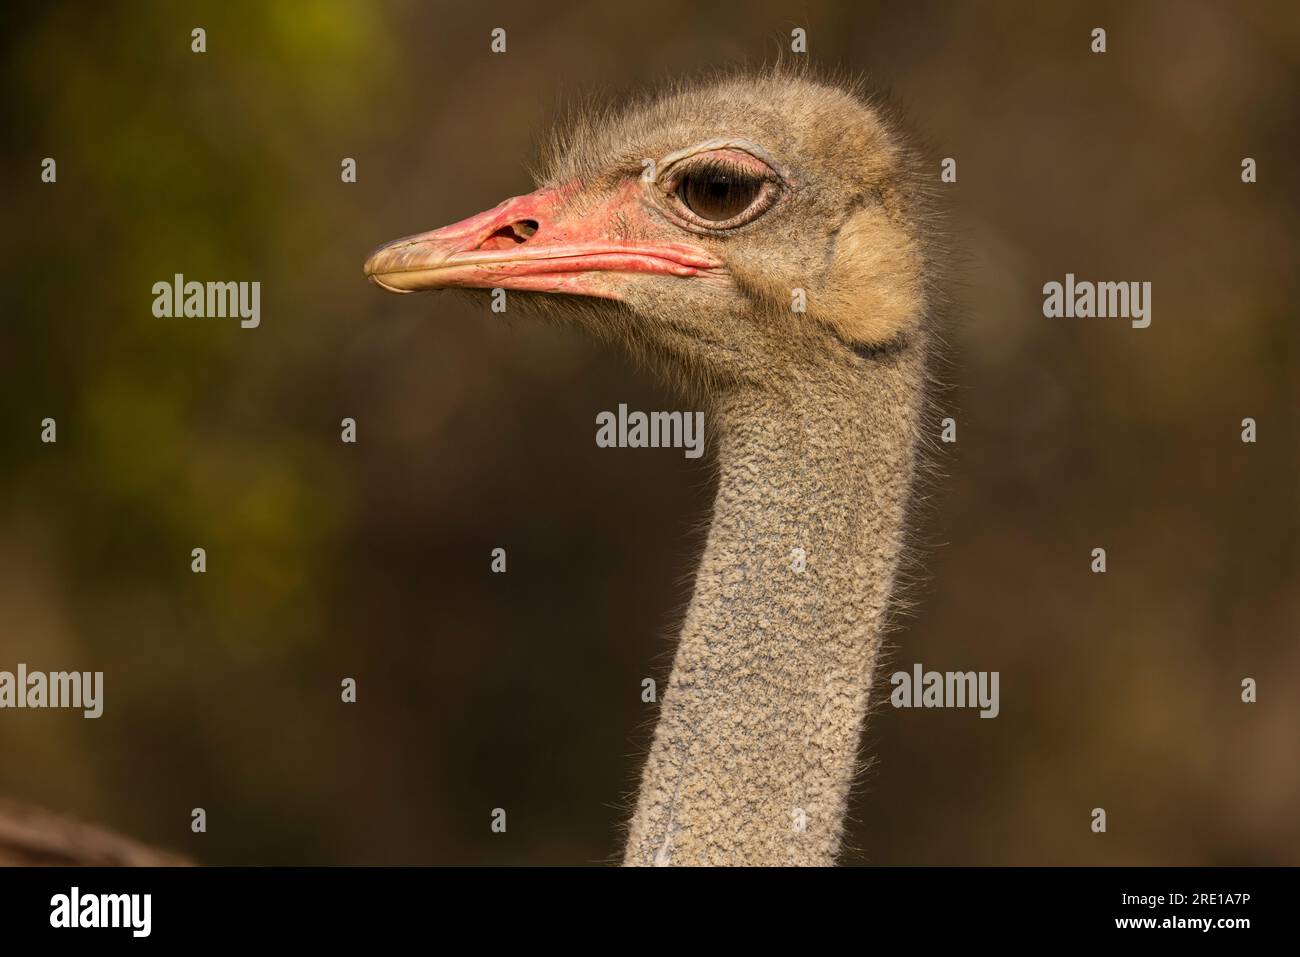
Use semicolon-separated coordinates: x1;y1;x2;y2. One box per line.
365;271;415;295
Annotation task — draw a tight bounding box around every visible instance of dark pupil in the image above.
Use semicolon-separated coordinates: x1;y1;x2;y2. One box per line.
680;173;759;221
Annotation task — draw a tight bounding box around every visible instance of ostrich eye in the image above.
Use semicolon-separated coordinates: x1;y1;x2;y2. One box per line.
677;169;763;222
657;148;782;230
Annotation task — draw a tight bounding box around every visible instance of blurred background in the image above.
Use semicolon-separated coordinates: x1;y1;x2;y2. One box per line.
1;0;1296;865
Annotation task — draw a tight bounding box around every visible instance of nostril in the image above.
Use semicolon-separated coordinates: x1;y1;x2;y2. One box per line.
477;219;539;251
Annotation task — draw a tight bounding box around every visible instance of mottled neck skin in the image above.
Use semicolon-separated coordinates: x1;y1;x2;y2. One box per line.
624;342;924;866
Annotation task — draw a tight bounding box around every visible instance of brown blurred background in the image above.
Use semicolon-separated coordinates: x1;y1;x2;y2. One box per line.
1;1;1297;865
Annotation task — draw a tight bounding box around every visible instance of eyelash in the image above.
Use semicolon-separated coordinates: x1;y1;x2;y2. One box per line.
671;158;771;191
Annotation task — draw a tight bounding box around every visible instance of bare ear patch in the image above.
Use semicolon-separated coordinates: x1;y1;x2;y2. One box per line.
821;189;882;269
810;203;924;346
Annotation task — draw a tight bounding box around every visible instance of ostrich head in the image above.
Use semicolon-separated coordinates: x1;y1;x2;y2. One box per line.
364;70;939;865
364;71;932;395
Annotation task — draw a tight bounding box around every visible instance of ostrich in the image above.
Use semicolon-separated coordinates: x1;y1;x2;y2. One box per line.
0;799;189;865
365;70;938;866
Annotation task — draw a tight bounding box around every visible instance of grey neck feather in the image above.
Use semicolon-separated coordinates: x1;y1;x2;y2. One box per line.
623;341;925;865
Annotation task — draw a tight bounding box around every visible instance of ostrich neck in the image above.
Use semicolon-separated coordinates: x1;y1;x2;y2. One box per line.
623;344;924;866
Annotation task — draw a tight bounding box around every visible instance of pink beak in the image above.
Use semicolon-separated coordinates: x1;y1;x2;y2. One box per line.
363;184;721;299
